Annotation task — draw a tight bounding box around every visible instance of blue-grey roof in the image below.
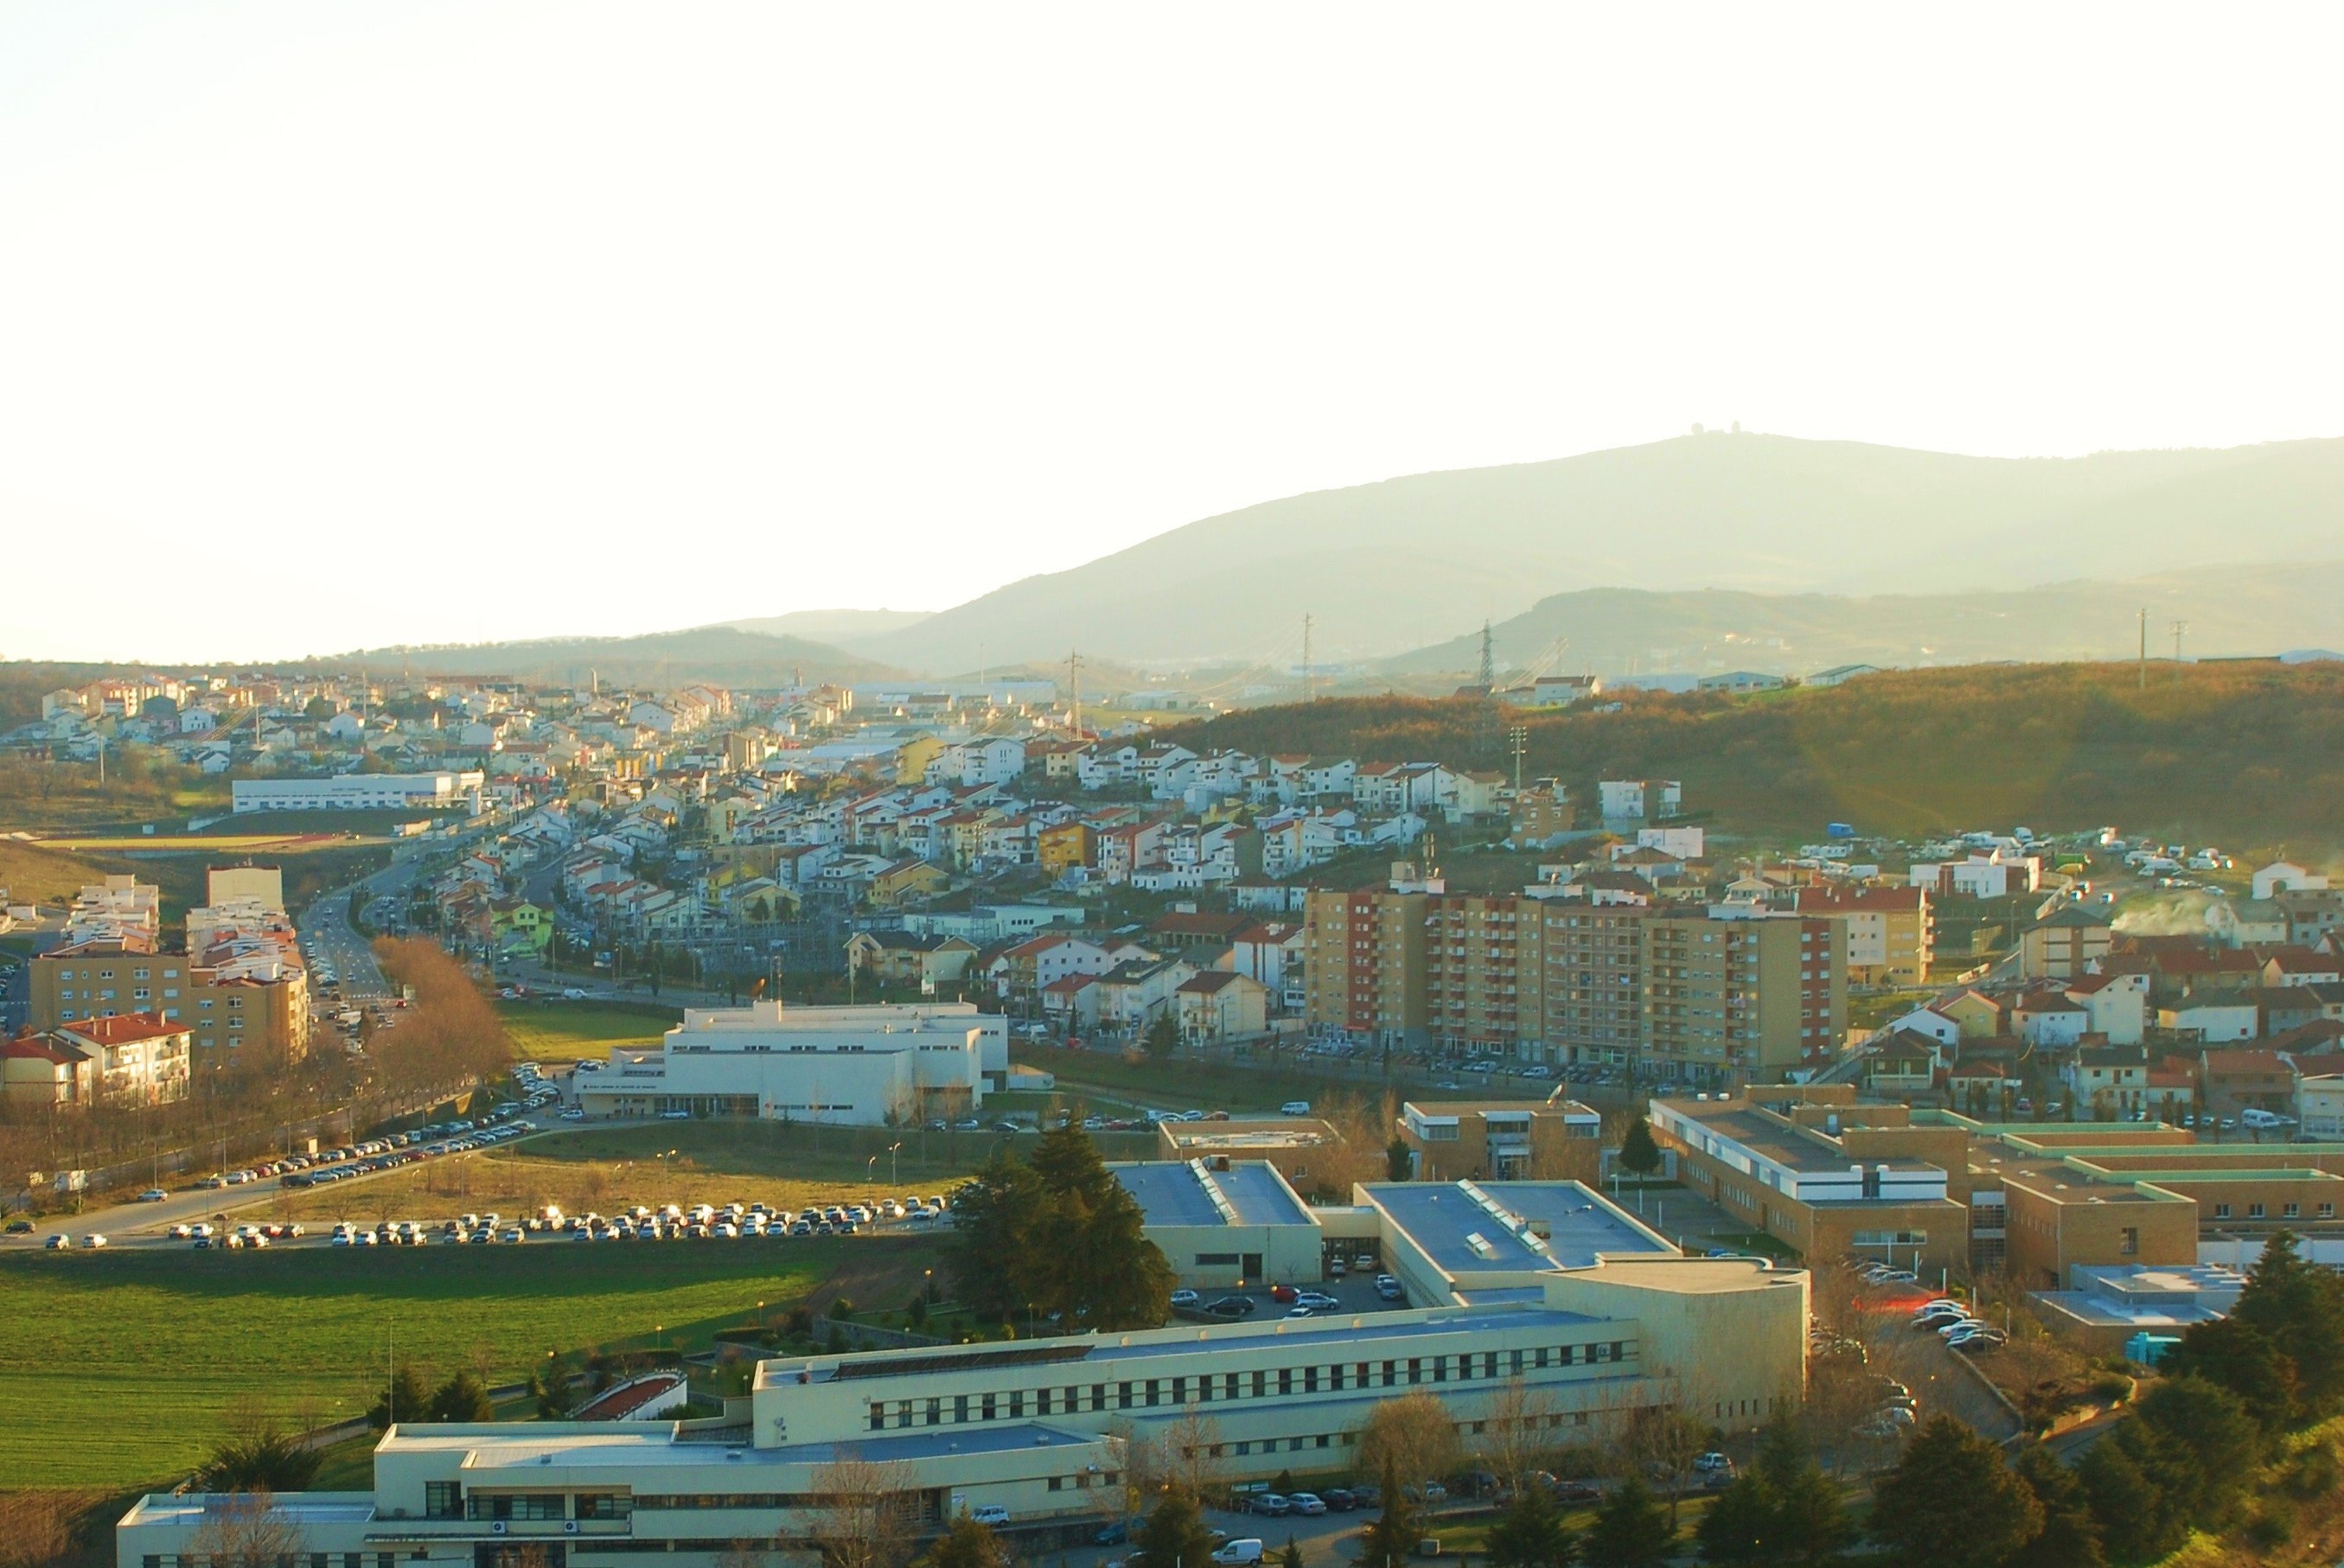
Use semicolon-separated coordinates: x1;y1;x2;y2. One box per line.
1216;1162;1311;1227
1364;1182;1671;1274
1479;1182;1675;1268
1115;1163;1225;1227
1112;1161;1311;1230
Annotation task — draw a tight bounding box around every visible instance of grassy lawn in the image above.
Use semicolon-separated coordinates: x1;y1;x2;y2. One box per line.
0;1238;914;1490
1014;1042;1402;1115
497;998;682;1061
252;1119;1148;1225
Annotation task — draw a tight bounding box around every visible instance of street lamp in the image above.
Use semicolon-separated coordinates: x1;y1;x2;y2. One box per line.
887;1141;903;1187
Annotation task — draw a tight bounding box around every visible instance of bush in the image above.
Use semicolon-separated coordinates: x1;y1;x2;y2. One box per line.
2248;1497;2296;1547
2285;1440;2338;1499
2088;1373;2134;1405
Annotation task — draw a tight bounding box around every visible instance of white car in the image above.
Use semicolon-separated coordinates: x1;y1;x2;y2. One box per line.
1294;1291;1340;1310
968;1505;1010;1527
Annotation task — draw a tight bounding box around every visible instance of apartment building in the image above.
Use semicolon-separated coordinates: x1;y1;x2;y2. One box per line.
3;1011;192;1108
1302;889;1427;1045
2021;904;2114;980
32;941;311;1065
1537;904;1651;1065
1640;909;1847;1080
1423;895;1544;1055
1792;886;1932;986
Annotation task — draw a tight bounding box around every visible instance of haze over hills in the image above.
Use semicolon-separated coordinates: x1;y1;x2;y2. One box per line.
304;626;897;687
1383;561;2344;681
722;608;933;643
838;432;2344;673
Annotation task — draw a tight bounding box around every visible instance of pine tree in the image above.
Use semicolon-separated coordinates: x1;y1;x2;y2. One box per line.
1619;1113;1663;1181
1136;1487;1216;1568
429;1369;496;1423
367;1362;433;1430
1867;1416;2040;1568
2079;1420;2192;1565
1485;1484;1574;1568
1358;1458;1420;1568
1582;1476;1672;1567
1693;1474;1775;1562
1386;1138;1414;1182
2004;1444;2104;1568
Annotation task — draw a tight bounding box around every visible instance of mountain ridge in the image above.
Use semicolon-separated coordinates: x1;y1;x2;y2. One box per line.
844;432;2344;672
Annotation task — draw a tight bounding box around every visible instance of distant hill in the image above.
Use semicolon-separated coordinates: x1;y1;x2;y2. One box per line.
1157;660;2344;845
310;627;896;687
721;608;934;646
850;433;2344;673
1383;562;2344;679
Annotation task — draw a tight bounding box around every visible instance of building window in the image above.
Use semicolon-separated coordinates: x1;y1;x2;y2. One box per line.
425;1483;462;1520
2119;1227;2138;1256
2251;1203;2267;1220
2215;1203;2232;1220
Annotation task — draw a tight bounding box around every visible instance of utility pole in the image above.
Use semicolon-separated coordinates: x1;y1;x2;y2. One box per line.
1508;724;1528;797
2137;607;2147;690
1067;650;1083;736
1302;615;1314;703
2170;619;2188;679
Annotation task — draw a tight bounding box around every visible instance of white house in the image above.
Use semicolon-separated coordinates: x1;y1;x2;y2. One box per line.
2255;861;2331;900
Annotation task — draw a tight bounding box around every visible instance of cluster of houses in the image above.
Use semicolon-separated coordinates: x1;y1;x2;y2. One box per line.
1857;865;2344;1128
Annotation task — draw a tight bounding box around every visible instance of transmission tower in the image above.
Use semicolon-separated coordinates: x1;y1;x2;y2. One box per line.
1478;620;1496;693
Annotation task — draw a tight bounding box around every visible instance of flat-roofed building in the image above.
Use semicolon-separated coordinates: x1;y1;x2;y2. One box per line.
2031;1263;2248;1355
1640;909;1847;1083
115;1177;1808;1568
232;771;484;813
1396;1097;1603;1182
1154;1118;1345;1199
1649;1093;1969;1273
574;1000;988;1124
1112;1159;1324;1289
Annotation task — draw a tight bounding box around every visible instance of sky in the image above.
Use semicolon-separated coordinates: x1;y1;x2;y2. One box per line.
6;3;2344;663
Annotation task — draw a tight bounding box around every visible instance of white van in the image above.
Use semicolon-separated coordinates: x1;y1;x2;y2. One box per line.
2240;1108;2287;1130
1212;1541;1265;1566
1280;1100;1312;1116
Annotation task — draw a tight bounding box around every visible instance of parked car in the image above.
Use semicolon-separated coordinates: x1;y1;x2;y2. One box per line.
137;1189;168;1202
1268;1284;1300;1303
1171;1290;1201;1310
968;1505;1010;1527
44;1233;71;1249
1248;1494;1290;1516
1286;1493;1327;1516
1294;1291;1340;1310
1206;1296;1258;1317
1210;1541;1265;1567
1094;1522;1128;1546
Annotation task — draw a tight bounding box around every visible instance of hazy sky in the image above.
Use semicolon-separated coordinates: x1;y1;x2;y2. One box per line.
7;4;2344;662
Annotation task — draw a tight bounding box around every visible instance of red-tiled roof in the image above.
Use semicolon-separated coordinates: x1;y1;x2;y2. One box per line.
64;1010;186;1046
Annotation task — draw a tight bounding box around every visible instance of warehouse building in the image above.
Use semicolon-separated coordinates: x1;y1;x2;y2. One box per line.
231;771;484;813
573;1000;993;1125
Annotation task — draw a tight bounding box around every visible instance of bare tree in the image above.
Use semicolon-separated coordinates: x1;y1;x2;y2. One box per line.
809;1450;915;1568
714;1540;771;1568
0;1489;96;1568
1800;1351;1882;1476
187;1493;306;1568
1356;1391;1463;1497
1477;1377;1559;1495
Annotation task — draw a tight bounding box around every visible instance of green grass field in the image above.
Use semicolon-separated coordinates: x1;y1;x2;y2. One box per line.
0;1240;875;1490
497;998;682;1061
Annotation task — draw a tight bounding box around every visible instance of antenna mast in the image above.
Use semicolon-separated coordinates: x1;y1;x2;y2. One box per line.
1068;650;1083;736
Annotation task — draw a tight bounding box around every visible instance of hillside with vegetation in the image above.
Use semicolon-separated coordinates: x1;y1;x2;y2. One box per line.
1382;562;2344;679
1159;660;2344;845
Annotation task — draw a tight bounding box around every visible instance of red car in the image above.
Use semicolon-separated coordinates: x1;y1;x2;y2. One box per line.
1269;1284;1300;1303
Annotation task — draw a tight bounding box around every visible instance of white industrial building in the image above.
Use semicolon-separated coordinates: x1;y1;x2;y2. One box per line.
573;1001;1003;1124
232;772;485;814
118;1177;1808;1568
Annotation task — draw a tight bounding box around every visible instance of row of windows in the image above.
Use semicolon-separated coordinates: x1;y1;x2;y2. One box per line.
864;1344;1633;1431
